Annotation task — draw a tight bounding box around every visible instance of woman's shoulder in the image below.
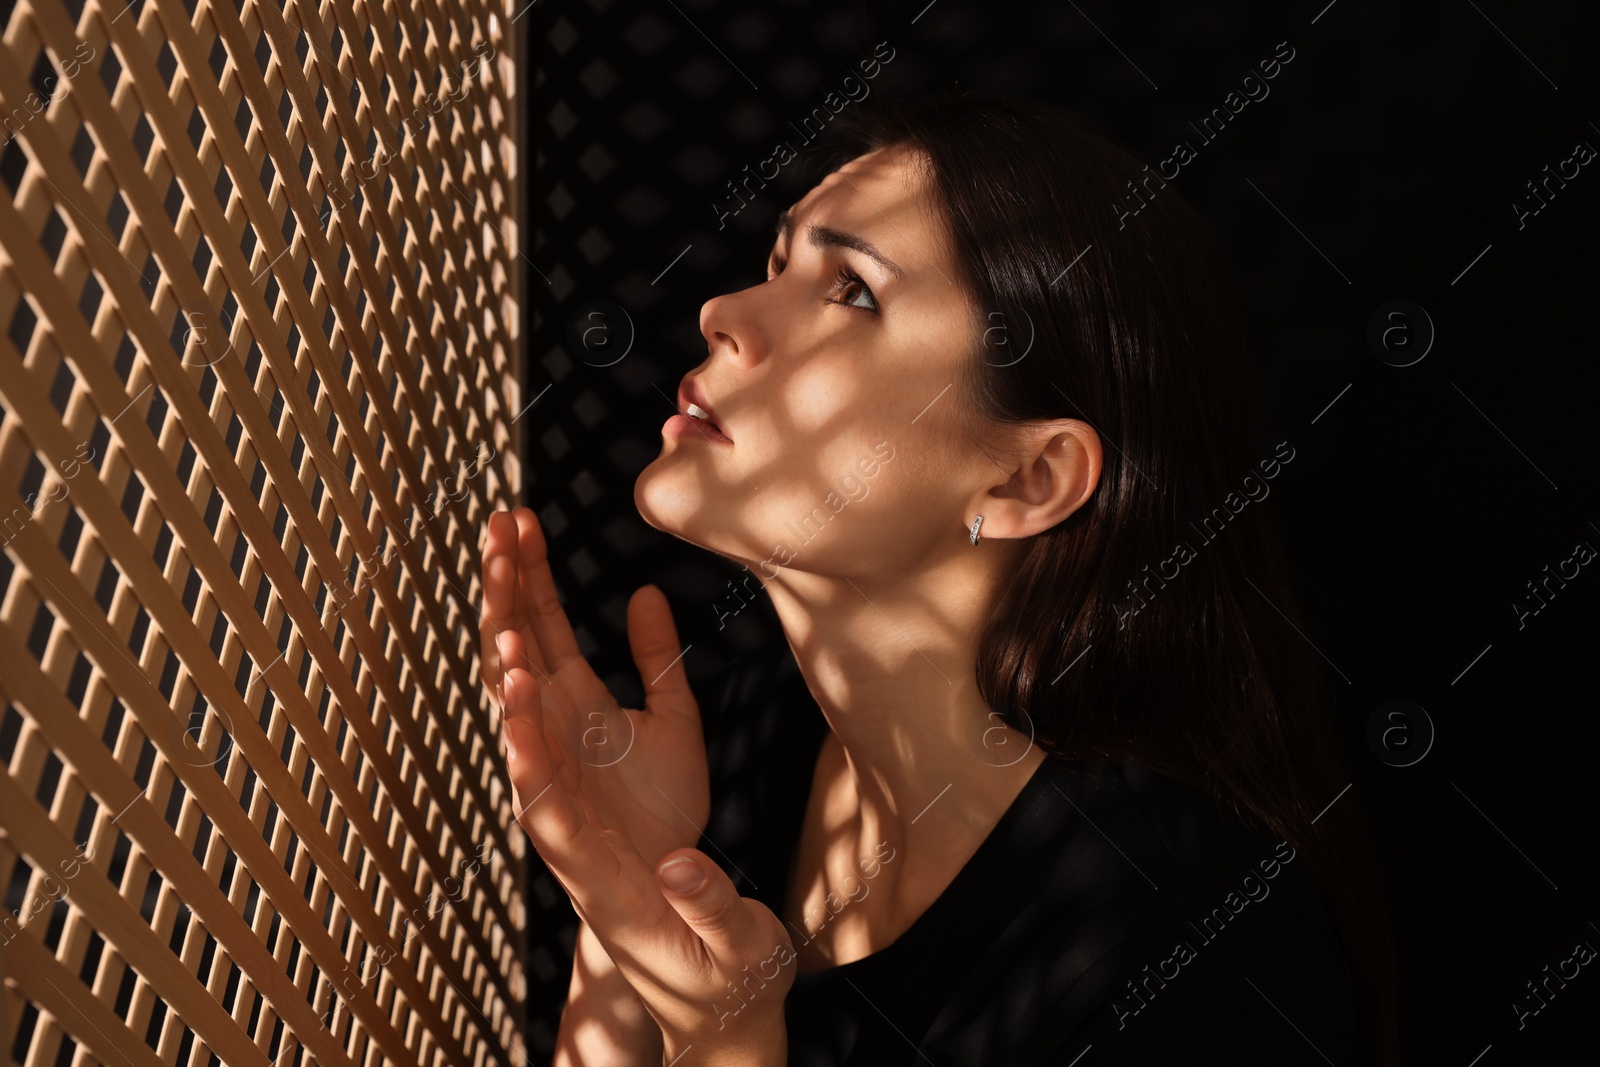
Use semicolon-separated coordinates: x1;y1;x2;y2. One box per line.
979;756;1334;926
920;757;1368;1065
691;658;1368;1061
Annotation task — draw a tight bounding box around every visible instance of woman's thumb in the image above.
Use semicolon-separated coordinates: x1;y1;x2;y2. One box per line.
655;851;777;963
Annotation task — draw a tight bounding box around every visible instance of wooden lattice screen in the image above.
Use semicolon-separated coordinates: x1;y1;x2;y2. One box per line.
0;0;528;1065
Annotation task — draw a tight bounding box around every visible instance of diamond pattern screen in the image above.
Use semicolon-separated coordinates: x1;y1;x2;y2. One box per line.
0;1;528;1066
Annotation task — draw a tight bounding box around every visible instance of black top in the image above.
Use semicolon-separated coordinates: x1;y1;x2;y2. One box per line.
697;647;1371;1065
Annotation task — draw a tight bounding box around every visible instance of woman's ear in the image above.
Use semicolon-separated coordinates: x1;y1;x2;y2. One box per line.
971;419;1101;540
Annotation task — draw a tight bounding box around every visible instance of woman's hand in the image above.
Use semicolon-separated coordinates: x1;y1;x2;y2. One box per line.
482;507;793;1061
479;507;709;867
499;648;796;1064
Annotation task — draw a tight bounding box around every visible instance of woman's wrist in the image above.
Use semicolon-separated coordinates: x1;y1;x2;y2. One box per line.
662;1010;787;1067
553;921;664;1066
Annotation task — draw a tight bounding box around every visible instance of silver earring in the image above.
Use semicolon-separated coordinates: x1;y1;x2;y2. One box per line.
968;515;984;545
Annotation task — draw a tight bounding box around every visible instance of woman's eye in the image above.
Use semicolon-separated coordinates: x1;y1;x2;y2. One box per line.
827;266;878;313
765;253;878;314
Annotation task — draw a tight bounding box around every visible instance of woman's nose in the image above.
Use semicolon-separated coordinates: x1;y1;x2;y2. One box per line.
698;289;768;370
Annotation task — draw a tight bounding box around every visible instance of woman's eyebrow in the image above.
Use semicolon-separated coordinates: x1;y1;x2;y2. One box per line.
774;208;906;281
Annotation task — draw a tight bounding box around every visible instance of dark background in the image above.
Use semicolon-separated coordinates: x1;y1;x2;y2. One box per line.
528;0;1598;1060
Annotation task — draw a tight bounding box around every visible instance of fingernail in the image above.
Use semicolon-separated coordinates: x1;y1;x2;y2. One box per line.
506;718;534;764
500;675;517;760
658;856;704;894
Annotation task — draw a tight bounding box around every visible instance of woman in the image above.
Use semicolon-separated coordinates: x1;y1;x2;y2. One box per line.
483;93;1399;1064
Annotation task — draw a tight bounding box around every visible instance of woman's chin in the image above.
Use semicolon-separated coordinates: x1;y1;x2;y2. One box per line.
632;462;698;538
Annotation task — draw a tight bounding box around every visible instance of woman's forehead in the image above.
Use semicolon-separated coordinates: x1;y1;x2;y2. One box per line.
786;147;951;280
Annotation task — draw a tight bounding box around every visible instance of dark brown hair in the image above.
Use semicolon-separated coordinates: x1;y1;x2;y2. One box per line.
803;91;1400;1061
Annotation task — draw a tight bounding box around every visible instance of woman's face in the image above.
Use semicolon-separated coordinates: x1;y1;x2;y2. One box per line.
634;145;992;582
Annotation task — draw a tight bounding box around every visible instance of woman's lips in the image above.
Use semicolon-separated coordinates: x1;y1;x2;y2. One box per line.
662;413;733;444
676;380;730;441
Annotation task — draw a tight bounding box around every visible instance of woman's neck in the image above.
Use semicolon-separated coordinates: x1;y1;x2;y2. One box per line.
758;552;1046;877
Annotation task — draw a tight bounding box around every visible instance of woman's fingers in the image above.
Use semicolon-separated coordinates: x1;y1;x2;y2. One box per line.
480;512;517;694
501;667;624;894
483;511;521;620
482;511;543;695
627;584;699;724
513;506;587;675
494;626;545;691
